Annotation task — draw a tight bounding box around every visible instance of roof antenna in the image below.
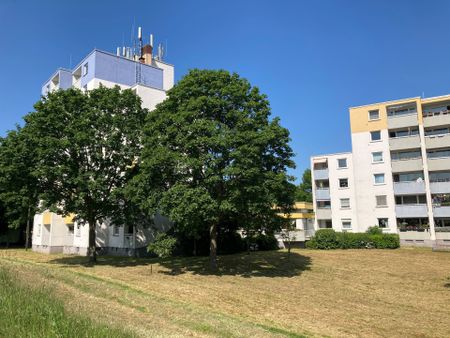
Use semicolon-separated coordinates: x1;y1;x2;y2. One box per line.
422;91;425;98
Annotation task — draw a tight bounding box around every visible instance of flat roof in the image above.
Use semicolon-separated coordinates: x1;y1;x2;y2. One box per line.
350;92;450;109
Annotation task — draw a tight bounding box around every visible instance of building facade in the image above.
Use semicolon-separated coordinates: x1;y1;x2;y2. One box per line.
312;95;450;248
33;33;174;256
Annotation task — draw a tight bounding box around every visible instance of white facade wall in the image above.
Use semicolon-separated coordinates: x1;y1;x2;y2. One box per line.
351;130;397;233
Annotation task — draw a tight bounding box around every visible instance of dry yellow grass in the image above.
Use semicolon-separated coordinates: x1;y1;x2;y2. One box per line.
0;248;449;338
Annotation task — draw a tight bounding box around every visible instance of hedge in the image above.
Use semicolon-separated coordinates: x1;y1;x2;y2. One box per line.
306;229;399;249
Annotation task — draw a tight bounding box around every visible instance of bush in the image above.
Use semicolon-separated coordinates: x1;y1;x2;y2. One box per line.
254;233;279;251
306;229;339;249
147;233;177;258
366;226;383;235
307;229;399;250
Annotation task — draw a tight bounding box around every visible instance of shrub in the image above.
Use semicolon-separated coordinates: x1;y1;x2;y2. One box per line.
306;229;339;249
366;226;383;235
307;230;399;250
254;233;279;251
147;233;177;258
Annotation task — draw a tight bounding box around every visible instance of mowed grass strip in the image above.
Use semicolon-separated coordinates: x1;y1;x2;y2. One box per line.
0;266;134;338
1;248;449;337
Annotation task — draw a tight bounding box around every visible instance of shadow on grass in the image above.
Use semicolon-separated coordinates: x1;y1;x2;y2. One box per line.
48;250;311;278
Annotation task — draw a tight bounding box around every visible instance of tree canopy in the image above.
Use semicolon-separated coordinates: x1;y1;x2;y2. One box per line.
25;86;147;261
296;169;312;202
129;69;296;269
0;127;39;248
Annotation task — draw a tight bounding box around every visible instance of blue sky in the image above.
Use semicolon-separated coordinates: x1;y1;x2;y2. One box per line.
1;0;450;181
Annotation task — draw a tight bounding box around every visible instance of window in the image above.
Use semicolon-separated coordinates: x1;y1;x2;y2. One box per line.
125;225;134;235
427;149;450;159
378;218;389;228
317;200;331;208
369;109;380;121
339;178;349;188
389;127;419;138
393;172;424;182
340;198;350;209
113;225;120;236
387;104;417;117
337;158;347;168
374;173;385;185
82;63;89;76
37;224;41;237
395;195;427;205
76;224;81;237
372;151;383;163
67;224;74;235
429;171;450;182
391;150;421;161
342;219;352;229
376;195;387;207
425;127;449;137
370;131;381;141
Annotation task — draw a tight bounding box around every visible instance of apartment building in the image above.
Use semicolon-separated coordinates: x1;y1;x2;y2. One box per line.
311;95;450;248
33;29;174;256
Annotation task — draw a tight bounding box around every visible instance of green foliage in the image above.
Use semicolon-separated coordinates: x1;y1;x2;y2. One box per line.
296;169;312;202
253;233;279;251
0;127;39;233
25;86;147;259
0;268;134;338
366;226;383;235
307;229;399;249
147;233;177;258
130;69;296;266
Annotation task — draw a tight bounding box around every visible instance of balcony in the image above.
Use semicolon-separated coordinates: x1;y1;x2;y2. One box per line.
395;205;428;218
387;114;419;129
393;181;426;195
389;135;421;151
423;113;450;128
391;158;423;172
315;188;330;200
425;134;450;149
430;181;450;194
428;157;450;171
433;206;450;217
314;168;329;180
316;208;332;219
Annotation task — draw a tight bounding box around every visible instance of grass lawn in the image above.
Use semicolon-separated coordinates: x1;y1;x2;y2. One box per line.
0;248;449;337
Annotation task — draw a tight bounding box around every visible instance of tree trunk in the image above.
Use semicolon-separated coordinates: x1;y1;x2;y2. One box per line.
25;206;31;250
193;238;197;256
209;224;217;270
88;218;97;263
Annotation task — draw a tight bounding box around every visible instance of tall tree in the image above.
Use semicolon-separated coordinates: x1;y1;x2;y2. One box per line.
296;169;312;202
130;69;295;269
0;127;39;249
25;86;147;262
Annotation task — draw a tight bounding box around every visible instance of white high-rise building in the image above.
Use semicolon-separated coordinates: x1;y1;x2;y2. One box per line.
311;95;450;248
33;31;174;256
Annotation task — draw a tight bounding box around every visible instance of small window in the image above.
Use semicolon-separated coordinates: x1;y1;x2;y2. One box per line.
372;152;383;163
82;63;89;76
339;178;349;188
374;173;385;185
342;219;352;229
67;224;74;235
376;195;387;207
337;158;347;168
113;225;120;236
125;225;134;235
369;110;380;121
340;198;350;209
76;224;81;237
371;131;381;141
378;218;389;228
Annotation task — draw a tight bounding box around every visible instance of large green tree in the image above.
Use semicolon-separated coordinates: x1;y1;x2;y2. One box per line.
296;169;312;202
25;86;147;262
0;127;39;248
131;69;295;269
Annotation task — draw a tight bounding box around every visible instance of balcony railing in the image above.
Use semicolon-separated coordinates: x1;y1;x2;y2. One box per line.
315;188;330;200
387;113;419;129
433;206;450;217
389;135;421;151
314;168;329;180
428;157;450;171
391;158;423;172
316;208;332;219
393;181;426;195
430;181;450;194
395;204;428;218
423;112;450;128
